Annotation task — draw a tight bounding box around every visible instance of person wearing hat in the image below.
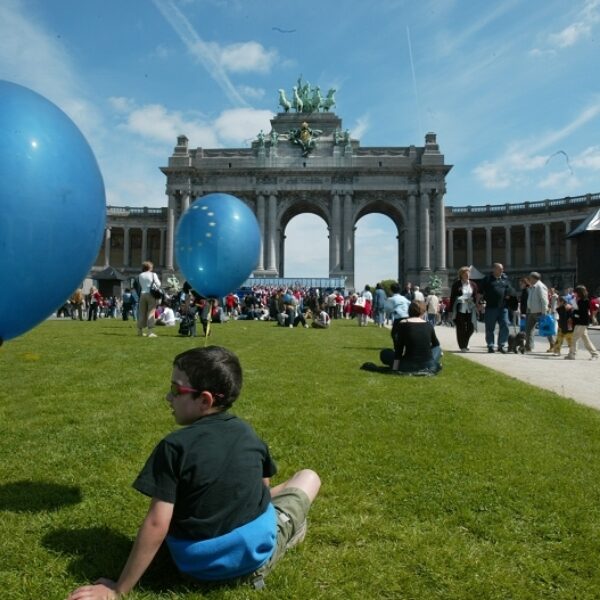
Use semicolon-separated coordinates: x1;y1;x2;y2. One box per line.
525;271;549;352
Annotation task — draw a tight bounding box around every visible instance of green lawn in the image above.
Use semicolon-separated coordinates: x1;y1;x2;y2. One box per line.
2;318;600;599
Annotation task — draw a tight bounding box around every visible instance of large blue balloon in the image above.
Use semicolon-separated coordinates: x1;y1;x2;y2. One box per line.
0;81;105;344
175;193;260;298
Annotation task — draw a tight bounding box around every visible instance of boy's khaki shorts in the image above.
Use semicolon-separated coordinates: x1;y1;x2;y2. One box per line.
252;487;311;581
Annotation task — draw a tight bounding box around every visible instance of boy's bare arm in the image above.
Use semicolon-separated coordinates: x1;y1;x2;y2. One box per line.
67;498;173;599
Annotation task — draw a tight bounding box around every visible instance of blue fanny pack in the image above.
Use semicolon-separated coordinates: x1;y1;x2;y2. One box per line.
167;503;277;581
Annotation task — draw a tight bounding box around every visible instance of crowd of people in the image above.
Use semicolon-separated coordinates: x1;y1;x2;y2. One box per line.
59;261;600;365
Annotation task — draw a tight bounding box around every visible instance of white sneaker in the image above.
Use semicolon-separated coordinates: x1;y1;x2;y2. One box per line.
591;355;599;361
148;332;158;338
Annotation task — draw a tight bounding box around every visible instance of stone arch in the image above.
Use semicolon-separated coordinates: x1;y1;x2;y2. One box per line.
277;196;331;277
353;196;408;285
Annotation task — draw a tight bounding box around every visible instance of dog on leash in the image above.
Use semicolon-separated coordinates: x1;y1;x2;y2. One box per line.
507;332;526;354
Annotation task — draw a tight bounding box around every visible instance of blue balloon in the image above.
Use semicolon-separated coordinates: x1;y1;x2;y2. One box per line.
0;81;106;344
175;193;260;298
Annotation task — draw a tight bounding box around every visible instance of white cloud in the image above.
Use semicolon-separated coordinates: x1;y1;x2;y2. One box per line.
214;108;275;145
473;99;600;189
238;85;266;100
548;22;591;48
532;0;600;54
573;145;600;170
151;0;249;107
537;170;580;189
473;162;512;189
118;103;219;147
0;0;101;138
113;101;274;148
108;96;136;113
151;0;276;107
350;114;370;140
217;41;277;74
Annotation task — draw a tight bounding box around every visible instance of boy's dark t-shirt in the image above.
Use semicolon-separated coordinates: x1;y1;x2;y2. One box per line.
133;412;276;540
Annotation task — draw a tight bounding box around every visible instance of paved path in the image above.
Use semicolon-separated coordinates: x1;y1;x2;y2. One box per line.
434;325;600;411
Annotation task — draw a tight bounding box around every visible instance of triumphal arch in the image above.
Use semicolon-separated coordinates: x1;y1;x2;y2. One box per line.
160;78;452;289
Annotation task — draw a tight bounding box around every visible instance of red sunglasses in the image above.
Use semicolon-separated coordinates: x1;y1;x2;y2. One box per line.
169;383;224;399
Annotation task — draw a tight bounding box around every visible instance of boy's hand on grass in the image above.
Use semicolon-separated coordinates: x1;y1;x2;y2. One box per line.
67;578;118;600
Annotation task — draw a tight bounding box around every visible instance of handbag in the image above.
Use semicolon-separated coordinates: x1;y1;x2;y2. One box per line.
148;275;163;300
538;313;557;337
354;296;366;308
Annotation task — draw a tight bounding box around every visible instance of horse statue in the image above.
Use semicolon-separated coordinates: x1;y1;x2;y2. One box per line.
311;86;323;112
292;86;303;113
278;89;291;112
322;88;336;111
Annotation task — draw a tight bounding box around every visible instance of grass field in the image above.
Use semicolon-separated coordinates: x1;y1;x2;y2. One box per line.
2;318;600;600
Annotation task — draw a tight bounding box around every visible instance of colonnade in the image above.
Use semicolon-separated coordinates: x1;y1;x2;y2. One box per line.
446;220;574;271
101;225;166;269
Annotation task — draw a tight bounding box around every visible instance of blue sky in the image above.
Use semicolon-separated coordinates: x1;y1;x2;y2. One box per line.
1;0;599;288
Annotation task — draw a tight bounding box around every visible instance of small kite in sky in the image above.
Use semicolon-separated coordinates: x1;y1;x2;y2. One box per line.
545;150;573;174
272;27;296;33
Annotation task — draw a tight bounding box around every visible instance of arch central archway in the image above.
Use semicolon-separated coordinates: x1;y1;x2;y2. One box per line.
277;197;329;277
355;213;399;289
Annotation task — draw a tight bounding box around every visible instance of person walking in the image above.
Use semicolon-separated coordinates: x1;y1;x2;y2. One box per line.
524;272;548;352
449;266;479;352
565;285;599;360
372;283;387;327
137;261;161;338
478;263;516;354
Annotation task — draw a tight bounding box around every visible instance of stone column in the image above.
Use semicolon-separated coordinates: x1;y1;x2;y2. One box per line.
485;226;492;266
181;192;190;215
159;228;165;268
544;223;552;265
342;192;354;277
166;193;176;270
256;193;265;271
447;228;454;270
434;191;446;270
141;226;148;262
267;193;277;273
524;223;531;266
565;221;572;264
466;228;473;266
123;226;130;268
504;225;512;268
330;192;341;273
419;191;430;271
407;193;417;271
104;227;111;267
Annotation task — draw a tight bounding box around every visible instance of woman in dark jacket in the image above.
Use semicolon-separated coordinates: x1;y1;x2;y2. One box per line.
449;266;479;352
379;300;442;374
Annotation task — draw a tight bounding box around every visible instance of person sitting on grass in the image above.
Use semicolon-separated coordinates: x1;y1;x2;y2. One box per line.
155;301;176;327
362;301;442;375
312;305;331;329
68;346;321;599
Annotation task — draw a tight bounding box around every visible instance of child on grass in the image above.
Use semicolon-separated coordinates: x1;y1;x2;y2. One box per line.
68;346;320;599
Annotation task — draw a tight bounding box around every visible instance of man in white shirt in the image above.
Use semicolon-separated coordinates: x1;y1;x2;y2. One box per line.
525;271;549;352
413;286;425;302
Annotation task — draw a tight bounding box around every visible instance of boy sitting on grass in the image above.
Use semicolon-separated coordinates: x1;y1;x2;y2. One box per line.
68;346;320;599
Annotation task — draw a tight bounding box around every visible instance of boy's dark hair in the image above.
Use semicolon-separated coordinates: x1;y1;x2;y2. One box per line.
390;283;401;294
173;346;242;410
575;285;588;299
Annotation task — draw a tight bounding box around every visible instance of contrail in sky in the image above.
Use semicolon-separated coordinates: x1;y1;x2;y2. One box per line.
151;0;249;108
406;25;423;139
